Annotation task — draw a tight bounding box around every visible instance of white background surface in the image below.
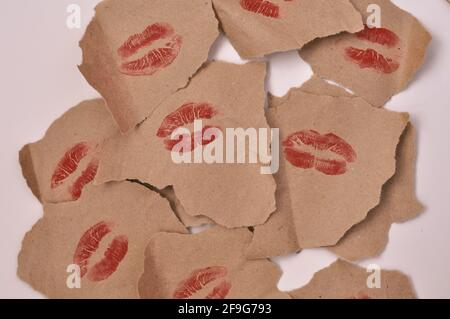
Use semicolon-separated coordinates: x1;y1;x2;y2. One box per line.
1;0;449;299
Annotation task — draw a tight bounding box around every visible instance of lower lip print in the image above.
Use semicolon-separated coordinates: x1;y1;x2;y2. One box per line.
173;266;230;299
345;47;400;74
164;125;221;152
69;158;99;200
283;130;357;176
118;22;182;76
73;221;128;282
205;280;232;299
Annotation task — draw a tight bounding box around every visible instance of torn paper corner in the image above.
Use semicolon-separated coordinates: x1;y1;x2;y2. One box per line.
213;0;363;59
95;61;276;229
19;99;118;204
300;0;432;107
269;75;353;109
17;181;187;298
138;227;289;299
268;92;409;248
79;0;219;133
329;123;424;261
289;259;417;299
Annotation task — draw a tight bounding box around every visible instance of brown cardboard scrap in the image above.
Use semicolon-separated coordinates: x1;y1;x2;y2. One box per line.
19;99;118;204
212;0;363;59
330;124;423;261
300;0;432;107
17;181;187;298
248;76;352;259
138;227;289;299
95;61;277;228
79;0;219;133
289;259;416;299
267;91;409;248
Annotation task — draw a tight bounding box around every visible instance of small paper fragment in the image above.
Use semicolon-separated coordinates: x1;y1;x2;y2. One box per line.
213;0;363;58
300;0;431;107
289;259;416;299
19;99;118;203
138;227;289;299
79;0;219;132
17;181;187;298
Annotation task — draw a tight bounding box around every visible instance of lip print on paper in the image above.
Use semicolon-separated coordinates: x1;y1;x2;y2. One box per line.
117;22;183;76
239;0;293;19
73;221;129;282
345;25;401;74
157;102;221;153
51;142;99;200
282;130;357;176
173;266;232;299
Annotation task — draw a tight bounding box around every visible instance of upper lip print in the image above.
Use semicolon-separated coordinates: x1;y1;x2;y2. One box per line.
239;0;293;19
345;25;401;74
282;130;357;176
117;22;183;76
157;102;220;153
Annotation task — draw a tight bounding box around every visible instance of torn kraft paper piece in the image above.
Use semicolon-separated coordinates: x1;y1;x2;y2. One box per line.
330;123;423;261
19;99;118;204
255;90;409;249
79;0;219;133
289;259;416;299
300;0;432;107
95;61;277;228
17;181;187;298
138;227;289;299
248;76;353;259
212;0;363;59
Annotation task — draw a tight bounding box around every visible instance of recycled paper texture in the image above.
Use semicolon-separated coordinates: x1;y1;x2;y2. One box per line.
96;61;276;228
139;227;289;299
300;0;431;107
213;0;363;58
19;99;118;203
18;182;187;298
79;0;219;132
289;259;416;299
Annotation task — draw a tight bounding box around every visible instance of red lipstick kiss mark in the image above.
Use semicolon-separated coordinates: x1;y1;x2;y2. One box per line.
345;25;401;74
118;22;182;76
157;102;221;153
51;142;99;200
283;130;357;176
73;221;128;282
173;266;231;299
239;0;293;19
